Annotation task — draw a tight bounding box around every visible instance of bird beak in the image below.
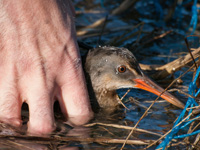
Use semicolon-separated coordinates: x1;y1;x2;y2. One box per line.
133;76;185;109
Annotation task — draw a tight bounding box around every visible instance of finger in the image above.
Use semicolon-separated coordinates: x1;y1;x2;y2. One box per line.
0;60;21;127
56;44;93;126
0;9;22;126
18;60;55;134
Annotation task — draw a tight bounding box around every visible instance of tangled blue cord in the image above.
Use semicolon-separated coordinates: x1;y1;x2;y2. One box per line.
155;1;200;147
152;0;199;34
188;0;200;34
156;67;200;149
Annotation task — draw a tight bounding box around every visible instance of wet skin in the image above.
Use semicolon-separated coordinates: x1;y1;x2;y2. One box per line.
0;0;93;134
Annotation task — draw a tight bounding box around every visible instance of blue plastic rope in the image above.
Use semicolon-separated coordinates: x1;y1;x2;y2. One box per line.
100;0;105;8
156;66;200;150
188;0;200;34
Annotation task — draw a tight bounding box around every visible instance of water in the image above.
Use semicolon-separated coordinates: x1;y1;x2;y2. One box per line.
76;0;197;149
1;0;199;149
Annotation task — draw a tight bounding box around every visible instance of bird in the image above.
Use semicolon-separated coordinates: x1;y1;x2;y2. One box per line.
84;46;185;113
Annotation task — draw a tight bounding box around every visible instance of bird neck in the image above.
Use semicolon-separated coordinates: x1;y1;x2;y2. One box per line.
85;72;119;113
94;89;119;113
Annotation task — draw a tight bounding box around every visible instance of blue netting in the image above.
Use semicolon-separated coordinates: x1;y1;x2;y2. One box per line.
156;66;200;149
100;0;105;8
172;0;199;34
153;0;199;34
188;0;200;34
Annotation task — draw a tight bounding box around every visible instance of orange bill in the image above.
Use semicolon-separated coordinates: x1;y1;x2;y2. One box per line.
133;76;184;109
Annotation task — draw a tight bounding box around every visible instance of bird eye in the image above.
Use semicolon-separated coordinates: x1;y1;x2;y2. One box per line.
118;65;126;73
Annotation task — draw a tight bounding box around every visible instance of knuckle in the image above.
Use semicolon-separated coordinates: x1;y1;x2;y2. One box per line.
17;53;43;74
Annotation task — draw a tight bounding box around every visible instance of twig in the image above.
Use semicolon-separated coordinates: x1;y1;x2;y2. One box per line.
190;122;200;134
111;0;139;15
192;133;200;149
168;88;200;102
145;113;193;149
78;25;135;39
133;30;173;52
129;97;149;110
108;22;144;46
77;0;139;36
144;30;172;45
3;140;35;150
0;135;152;146
139;47;200;79
185;36;198;70
118;89;131;110
154;48;200;79
120;64;195;149
85;122;163;137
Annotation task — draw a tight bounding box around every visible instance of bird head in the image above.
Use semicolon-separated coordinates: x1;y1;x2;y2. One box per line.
85;46;184;109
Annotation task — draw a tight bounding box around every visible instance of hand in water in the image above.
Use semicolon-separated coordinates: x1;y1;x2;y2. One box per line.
0;0;93;134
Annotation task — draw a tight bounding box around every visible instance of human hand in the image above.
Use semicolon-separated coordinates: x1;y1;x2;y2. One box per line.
0;0;93;134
